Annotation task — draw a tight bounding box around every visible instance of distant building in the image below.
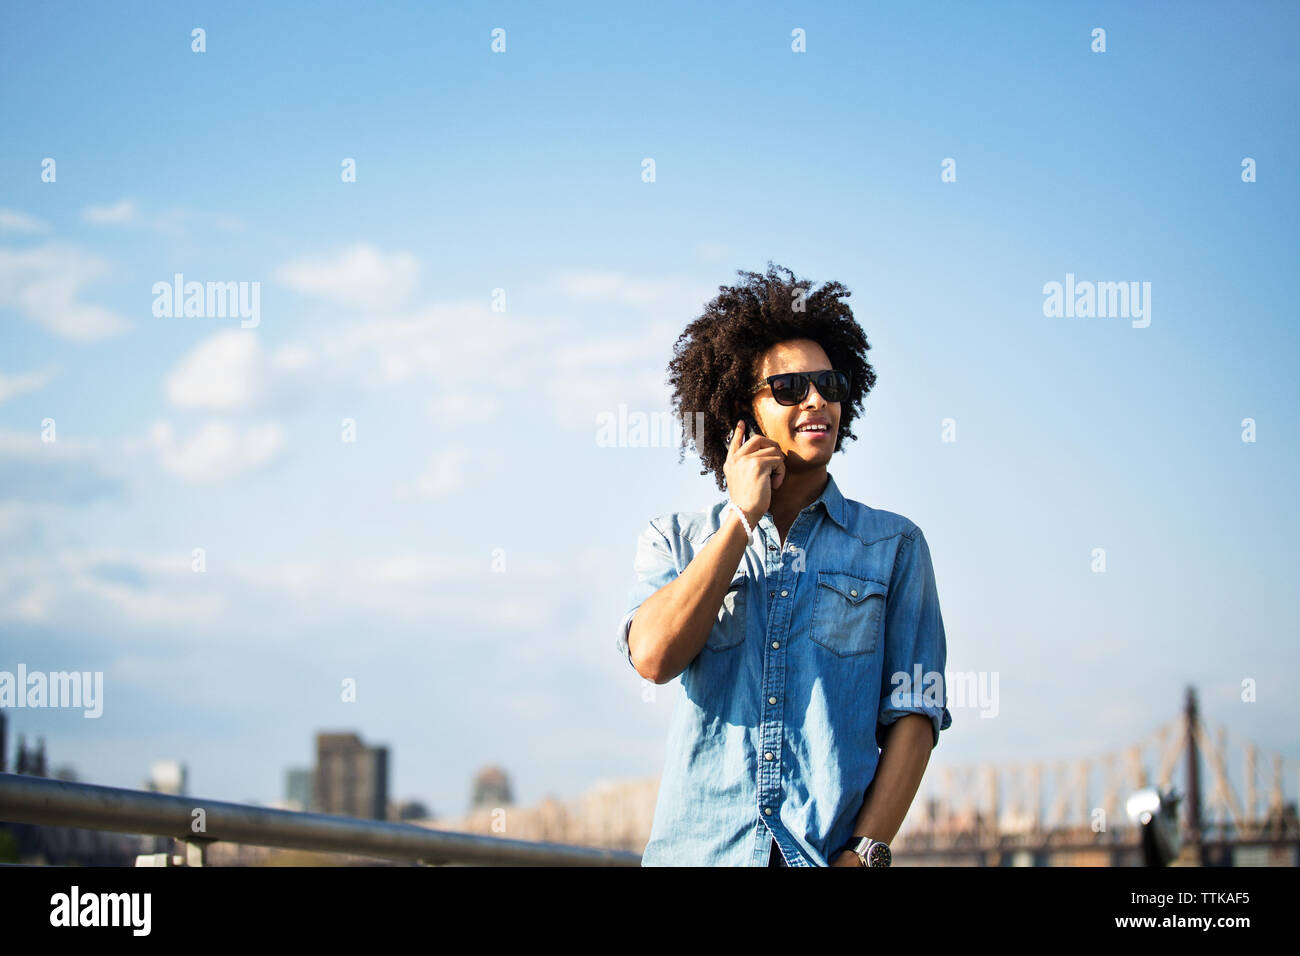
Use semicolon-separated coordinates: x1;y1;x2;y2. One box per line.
285;767;312;812
145;760;188;796
471;765;513;811
15;735;46;776
312;732;388;820
389;799;431;822
432;776;657;854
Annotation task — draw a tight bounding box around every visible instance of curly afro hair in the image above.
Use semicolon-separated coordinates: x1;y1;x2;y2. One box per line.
667;261;876;492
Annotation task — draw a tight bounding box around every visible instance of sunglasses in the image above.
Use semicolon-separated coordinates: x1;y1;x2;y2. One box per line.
751;369;850;406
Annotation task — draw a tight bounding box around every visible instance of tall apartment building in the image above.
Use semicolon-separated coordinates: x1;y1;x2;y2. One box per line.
312;732;388;820
285;767;312;812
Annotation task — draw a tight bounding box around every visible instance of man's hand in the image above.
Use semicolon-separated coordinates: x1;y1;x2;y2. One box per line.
830;850;861;867
722;420;786;524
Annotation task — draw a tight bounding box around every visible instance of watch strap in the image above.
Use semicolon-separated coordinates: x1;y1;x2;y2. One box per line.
839;836;891;866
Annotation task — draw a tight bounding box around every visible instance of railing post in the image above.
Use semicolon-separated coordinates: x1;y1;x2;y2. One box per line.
135;837;214;866
176;837;214;866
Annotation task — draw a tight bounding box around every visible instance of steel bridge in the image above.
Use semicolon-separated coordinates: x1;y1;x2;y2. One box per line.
895;687;1299;865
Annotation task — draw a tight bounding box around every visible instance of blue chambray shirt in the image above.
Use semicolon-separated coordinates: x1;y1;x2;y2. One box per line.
617;471;952;866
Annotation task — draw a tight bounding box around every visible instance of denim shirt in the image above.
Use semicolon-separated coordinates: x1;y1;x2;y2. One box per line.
617;472;952;866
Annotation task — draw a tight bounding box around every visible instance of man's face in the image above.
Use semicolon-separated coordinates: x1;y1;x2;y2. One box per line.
750;338;841;469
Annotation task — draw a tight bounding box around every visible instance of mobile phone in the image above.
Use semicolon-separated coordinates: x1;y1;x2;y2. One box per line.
728;415;764;443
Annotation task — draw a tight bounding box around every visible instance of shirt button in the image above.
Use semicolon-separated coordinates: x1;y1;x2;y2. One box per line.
768;545;777;551
771;641;779;649
768;696;777;704
850;589;858;597
764;807;773;816
780;589;788;597
764;751;774;761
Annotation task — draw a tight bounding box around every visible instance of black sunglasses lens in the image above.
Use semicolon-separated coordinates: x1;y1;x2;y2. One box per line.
770;374;806;404
817;370;849;401
766;371;848;404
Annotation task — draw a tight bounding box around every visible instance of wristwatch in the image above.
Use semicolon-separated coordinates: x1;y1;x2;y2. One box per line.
840;836;891;867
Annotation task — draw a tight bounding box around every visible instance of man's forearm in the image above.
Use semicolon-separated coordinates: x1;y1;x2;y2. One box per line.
628;508;754;683
841;713;934;855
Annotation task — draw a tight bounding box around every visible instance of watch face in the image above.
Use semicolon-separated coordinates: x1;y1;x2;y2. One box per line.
867;843;892;867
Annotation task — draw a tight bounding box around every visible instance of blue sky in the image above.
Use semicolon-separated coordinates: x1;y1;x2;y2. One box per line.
1;1;1297;825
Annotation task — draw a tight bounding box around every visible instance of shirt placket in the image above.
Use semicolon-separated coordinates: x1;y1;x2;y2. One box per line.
755;506;817;864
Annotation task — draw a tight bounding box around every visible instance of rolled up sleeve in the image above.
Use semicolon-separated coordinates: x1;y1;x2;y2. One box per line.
617;518;680;674
876;527;952;750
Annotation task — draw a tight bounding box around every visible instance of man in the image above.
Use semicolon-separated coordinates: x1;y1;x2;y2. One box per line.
617;262;952;866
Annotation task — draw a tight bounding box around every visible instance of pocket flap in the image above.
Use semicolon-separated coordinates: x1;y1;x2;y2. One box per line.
816;572;886;605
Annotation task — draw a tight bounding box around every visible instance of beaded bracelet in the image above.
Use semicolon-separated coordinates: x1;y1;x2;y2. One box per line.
724;500;755;539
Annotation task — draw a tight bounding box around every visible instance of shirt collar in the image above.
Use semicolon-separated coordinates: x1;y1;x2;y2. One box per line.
806;471;850;532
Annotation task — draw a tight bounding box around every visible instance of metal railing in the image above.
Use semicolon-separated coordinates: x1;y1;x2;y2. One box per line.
0;772;641;866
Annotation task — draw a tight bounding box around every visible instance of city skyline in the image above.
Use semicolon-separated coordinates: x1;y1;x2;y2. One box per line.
1;1;1296;823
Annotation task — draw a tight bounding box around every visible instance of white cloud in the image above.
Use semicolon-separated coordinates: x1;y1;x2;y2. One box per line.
83;199;137;224
490;594;552;628
306;285;676;432
60;549;223;624
270;343;314;372
157;265;699;442
166;331;262;409
553;325;674;369
0;209;51;234
414;448;466;498
541;324;678;429
393;449;467;500
0;427;123;504
693;241;729;263
0;427;107;459
0;573;54;621
0;546;223;625
550;370;671;432
163;334;316;413
247;561;327;598
426;392;499;424
548;271;715;311
80;200;245;237
230;554;465;598
365;556;459;585
323;297;544;386
274;244;420;310
151;420;284;483
213;553;481;622
0;243;132;342
0;367;55;404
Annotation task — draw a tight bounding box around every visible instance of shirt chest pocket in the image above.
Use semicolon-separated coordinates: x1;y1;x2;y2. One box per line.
705;573;748;652
810;571;887;657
